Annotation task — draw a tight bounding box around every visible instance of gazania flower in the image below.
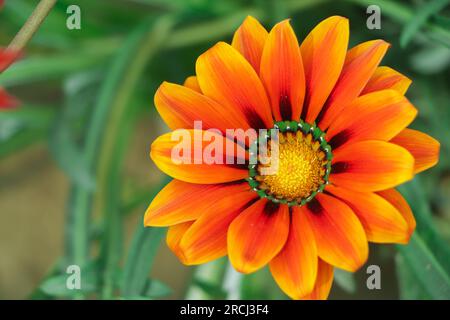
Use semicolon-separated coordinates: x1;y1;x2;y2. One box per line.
144;16;440;299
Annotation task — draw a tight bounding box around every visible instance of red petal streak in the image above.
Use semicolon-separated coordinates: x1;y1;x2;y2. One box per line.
231;16;268;73
260;19;305;121
303;193;368;272
144;180;252;226
317;40;390;129
269;206;317;299
228;199;289;274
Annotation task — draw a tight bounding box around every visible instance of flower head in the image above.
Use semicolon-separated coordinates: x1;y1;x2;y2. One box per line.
144;16;440;299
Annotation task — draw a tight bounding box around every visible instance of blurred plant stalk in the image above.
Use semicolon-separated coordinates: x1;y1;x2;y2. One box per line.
6;0;57;52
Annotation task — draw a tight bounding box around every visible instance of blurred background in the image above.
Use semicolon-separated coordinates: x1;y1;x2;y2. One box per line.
0;0;449;300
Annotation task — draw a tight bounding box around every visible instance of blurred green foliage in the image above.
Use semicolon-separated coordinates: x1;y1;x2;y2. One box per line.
0;0;449;300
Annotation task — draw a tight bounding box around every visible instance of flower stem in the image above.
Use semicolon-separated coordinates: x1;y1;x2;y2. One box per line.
7;0;57;52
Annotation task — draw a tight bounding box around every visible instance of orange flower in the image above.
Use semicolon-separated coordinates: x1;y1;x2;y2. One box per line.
144;16;440;299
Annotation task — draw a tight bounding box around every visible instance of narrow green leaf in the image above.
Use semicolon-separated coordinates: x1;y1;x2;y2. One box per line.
433;14;450;29
192;279;227;299
49;72;100;189
145;279;172;299
397;233;450;299
400;0;450;47
0;39;119;87
121;176;171;298
348;0;450;47
396;254;431;300
185;258;228;299
39;264;99;298
121;225;166;297
409;44;450;74
0;105;55;126
0;128;48;158
0;105;55;158
398;179;450;272
240;267;287;300
96;15;176;299
334;268;357;294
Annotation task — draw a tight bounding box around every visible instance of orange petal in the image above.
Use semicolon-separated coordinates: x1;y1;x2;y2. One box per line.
269;207;317;299
300;259;334;300
317;40;390;129
300;16;349;123
326;90;417;149
231;16;268;73
228;199;289;273
327;185;411;244
260;20;305;121
377;188;416;236
361;66;412;95
178;192;257;265
144;180;252;226
390;128;440;174
303;193;368;272
196;42;273;129
154;81;249;132
330;140;414;192
167;221;194;264
150;130;248;184
183;76;202;93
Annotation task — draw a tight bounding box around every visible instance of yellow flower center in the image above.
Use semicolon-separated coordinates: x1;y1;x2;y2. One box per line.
248;121;332;206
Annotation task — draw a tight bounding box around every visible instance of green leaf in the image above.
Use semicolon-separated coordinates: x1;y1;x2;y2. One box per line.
49;72;101;189
334;268;357;294
396;254;431;300
348;0;450;47
145;279;172;298
95;15;176;299
398;179;450;272
409;43;450;75
222;263;243;299
432;14;450;29
0;39;119;87
0;105;54;143
120;279;172;300
121;225;166;297
185;258;228;299
397;233;450;299
0;105;55;158
192;279;227;299
40;264;99;298
0;127;47;158
240;267;287;300
400;0;450;47
0;105;55;127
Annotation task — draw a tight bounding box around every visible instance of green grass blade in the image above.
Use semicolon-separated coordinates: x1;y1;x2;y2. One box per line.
334;268;357;294
95;15;176;299
121;225;166;298
397;233;450;299
400;0;450;47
